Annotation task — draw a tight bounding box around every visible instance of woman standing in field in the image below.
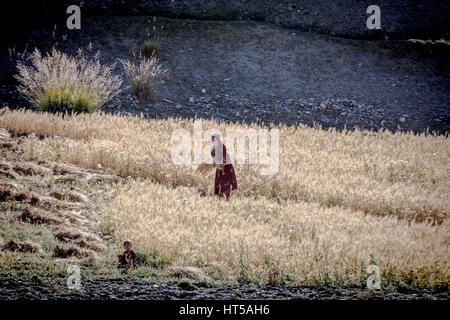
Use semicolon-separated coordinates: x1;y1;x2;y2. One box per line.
211;134;238;200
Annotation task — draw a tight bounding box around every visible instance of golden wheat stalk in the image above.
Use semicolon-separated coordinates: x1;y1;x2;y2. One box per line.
195;163;215;175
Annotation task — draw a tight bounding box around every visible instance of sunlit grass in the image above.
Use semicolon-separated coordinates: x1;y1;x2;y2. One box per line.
102;180;449;288
0;108;448;289
1;108;448;224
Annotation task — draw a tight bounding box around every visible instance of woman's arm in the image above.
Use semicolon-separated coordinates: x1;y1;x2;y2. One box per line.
211;147;217;167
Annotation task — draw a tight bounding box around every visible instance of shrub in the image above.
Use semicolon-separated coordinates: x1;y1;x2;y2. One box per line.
15;48;122;113
128;47;138;59
141;40;160;58
119;57;165;101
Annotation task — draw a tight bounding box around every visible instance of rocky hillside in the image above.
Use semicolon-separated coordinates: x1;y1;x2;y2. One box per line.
2;0;449;39
1;16;448;134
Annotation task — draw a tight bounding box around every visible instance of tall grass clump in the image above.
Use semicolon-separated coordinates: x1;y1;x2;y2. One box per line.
14;48;122;113
141;40;160;58
120;57;165;101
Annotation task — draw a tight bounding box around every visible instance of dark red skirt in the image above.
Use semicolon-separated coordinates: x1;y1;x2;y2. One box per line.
214;164;238;198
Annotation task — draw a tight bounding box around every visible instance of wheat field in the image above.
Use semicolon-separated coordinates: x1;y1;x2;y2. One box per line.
1;108;448;222
106;180;449;286
0;108;448;287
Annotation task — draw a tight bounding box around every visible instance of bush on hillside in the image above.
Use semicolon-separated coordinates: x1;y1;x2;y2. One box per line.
15;48;122;113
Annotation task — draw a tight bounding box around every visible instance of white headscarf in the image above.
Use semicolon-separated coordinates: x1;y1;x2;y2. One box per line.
211;134;231;165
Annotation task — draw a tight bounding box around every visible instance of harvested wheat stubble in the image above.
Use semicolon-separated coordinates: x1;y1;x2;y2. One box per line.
53;244;94;258
2;239;43;254
49;190;89;204
0;182;40;205
52;244;100;266
52;225;101;248
16;206;63;225
52;174;79;183
0;162;12;171
11;162;51;176
0;169;20;180
0;128;107;268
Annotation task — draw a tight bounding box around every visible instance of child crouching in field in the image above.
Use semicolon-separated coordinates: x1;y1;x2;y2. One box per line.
117;240;139;269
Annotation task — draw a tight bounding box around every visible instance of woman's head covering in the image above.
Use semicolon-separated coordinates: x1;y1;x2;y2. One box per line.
211;134;225;164
211;133;221;143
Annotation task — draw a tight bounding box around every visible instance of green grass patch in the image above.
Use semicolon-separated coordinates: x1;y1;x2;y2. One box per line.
135;249;170;268
36;87;102;113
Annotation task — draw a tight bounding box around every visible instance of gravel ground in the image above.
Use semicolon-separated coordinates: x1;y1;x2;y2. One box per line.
4;0;450;40
0;277;445;300
1;16;448;134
